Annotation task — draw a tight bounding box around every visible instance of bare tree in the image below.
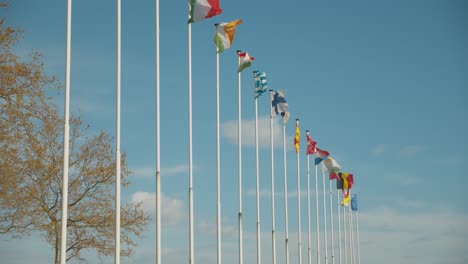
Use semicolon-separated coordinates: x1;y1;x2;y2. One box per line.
0;17;150;264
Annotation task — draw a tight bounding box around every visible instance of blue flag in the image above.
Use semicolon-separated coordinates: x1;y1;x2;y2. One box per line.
351;195;358;211
271;90;290;124
254;70;267;98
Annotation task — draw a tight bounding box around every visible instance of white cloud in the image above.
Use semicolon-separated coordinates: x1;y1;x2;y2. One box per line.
131;191;185;226
221;115;293;149
371;144;387;156
398;144;428;157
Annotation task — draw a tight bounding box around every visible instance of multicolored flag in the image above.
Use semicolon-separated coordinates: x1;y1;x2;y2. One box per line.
253;71;267;98
314;147;329;165
306;131;317;155
351;195;358;211
214;19;243;53
238;51;254;72
271;90;290;124
188;0;222;23
341;190;351;206
338;172;354;189
322;157;341;174
294;119;300;153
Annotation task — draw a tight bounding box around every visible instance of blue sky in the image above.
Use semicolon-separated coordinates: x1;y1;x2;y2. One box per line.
1;0;467;263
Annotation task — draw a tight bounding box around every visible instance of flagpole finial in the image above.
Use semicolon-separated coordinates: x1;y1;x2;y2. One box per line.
269;89;273;92
237;50;242;53
296;118;299;121
306;130;309;133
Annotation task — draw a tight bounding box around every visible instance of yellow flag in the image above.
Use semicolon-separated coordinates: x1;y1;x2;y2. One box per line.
294;119;300;153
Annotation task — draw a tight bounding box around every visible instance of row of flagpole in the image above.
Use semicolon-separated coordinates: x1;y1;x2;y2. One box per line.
58;1;363;264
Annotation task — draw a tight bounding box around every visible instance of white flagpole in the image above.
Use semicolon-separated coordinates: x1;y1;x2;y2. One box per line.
187;18;195;264
269;90;277;264
155;0;161;263
337;192;342;264
115;0;121;262
60;0;72;263
236;51;244;264
343;204;347;264
282;123;290;264
296;119;302;264
322;171;328;264
314;163;321;264
350;207;355;264
329;180;335;264
306;131;311;264
254;74;261;264
356;211;361;264
348;206;352;264
216;49;222;264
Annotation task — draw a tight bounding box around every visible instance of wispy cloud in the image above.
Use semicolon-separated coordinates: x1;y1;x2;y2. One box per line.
221;115;293;149
371;144;388;156
131;191;184;226
132;164;189;178
398;144;428;157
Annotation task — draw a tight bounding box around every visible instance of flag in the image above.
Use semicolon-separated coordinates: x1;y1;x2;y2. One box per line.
306;131;317;155
329;171;339;180
271;90;290;124
253;71;267;98
336;176;343;189
351;195;358;211
214;19;243;53
294;120;300;153
316;147;330;158
341;190;351;206
338;172;354;190
238;51;254;72
188;0;222;23
315;157;325;165
322;157;341;174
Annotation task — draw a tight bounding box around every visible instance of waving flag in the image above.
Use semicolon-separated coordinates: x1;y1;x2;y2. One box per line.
338;172;354;189
341;190;351;206
351;195;358;211
314;147;329;165
238;51;254;72
188;0;222;23
271;90;290;124
322;157;341;177
294;119;300;153
306;131;317;155
253;71;267;98
214;19;243;53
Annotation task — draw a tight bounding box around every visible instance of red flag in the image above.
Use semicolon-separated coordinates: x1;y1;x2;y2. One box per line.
306;131;317;155
329;171;339;180
316;147;329;158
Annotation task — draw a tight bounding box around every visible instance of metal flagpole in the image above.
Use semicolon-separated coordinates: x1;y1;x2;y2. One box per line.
356;211;361;264
237;51;244;264
216;49;222;264
60;0;72;262
296;120;302;264
115;0;121;262
329;179;335;264
188;16;195;264
314;164;321;264
348;206;352;264
343;204;347;264
322;172;328;264
350;207;355;264
306;132;311;264
155;0;161;262
337;192;342;264
254;75;261;264
269;90;277;264
282;123;290;264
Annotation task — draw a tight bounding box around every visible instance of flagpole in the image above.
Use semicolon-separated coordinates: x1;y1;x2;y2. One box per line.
296;119;302;264
60;0;72;262
236;51;244;264
343;204;347;264
254;74;261;264
115;0;121;262
329;179;335;264
337;192;342;264
322;171;328;264
216;48;222;264
356;211;361;264
155;0;161;262
314;164;321;264
269;90;277;264
282;123;290;264
350;206;355;264
306;132;311;264
187;18;195;264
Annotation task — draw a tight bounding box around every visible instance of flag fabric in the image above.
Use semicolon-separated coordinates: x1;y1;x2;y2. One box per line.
294;120;300;153
336;176;344;189
306;131;317;155
188;0;222;23
253;71;267;98
329;171;339;180
322;157;341;174
271;90;290;124
238;52;254;72
341;190;351;206
315;157;325;165
338;172;354;189
351;195;358;211
316;147;330;158
213;19;243;53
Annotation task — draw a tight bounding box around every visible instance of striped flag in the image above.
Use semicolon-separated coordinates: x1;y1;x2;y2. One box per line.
238;51;254;72
253;71;268;98
214;19;243;53
188;0;222;23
